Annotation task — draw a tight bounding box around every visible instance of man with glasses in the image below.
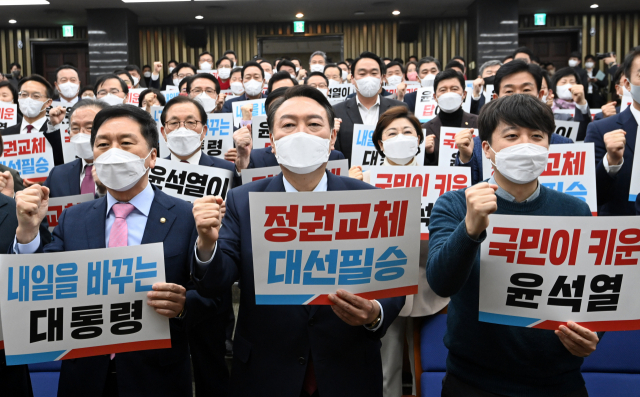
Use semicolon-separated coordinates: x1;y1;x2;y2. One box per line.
54;65;81;106
43;99;109;198
221;61;267;113
304;71;329;95
94;74;129;106
114;69;135;90
187;73;224;114
2;74;65;166
173;63;197;90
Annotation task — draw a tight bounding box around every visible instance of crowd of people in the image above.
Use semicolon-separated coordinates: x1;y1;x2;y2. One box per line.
0;38;639;397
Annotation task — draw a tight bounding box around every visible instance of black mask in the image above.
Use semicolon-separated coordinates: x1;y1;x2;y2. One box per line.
11;70;20;78
483;75;495;85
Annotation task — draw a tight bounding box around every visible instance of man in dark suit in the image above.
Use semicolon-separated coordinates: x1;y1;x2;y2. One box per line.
2;74;64;167
403;57;441;113
12;105;225;397
221;61;268;114
43;99;109;198
584;49;640;216
334;52;408;164
191;85;405;397
422;69;478;166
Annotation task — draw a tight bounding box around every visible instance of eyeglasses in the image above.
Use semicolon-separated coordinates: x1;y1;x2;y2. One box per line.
70;126;92;134
18;92;45;101
309;83;328;89
177;73;194;79
191;88;218;96
164;120;202;131
97;88;122;97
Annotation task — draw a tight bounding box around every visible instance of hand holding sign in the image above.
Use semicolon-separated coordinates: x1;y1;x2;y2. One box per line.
604;129;626;166
146;283;187;318
555;321;599;357
49;106;66;126
396;82;407;101
194;195;224;258
569;84;587;106
328;290;381;326
15;184;50;244
455;129;475;163
464;182;498;239
233;123;252;171
424;134;436;154
0;170;14;197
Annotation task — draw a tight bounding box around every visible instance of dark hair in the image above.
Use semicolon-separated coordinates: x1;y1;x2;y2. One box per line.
623;47;640;83
265;86;289;112
478;94;554;144
382;57;392;62
372;106;424;157
137;88;166;107
434;69;465;92
345;58;355;65
142;64;151;70
0;80;18;104
531;55;541;64
385;61;404;74
198;51;213;61
54;65;79;82
259;60;273;69
187;73;221;94
451;56;466;66
304;71;329;86
160;95;208;127
179;76;192;92
124;65;141;75
94;74;129;95
9;62;21;69
569;51;582;60
223;50;237;58
323;64;342;77
408;55;418;61
267;71;298;93
230;67;243;78
613;62;625;85
445;60;464;73
393;57;404;65
241;61;265;79
551;67;582;90
540;70;551;90
417;57;442;73
494;60;542;95
266;85;335;132
68;98;109;120
18;74;54;98
337;61;349;69
174;62;197;76
514;47;535;61
79;85;95;98
168;59;178;66
91;105;159;150
404;61;418;79
276;59;296;73
215;56;233;69
114;69;134;86
351;51;385;75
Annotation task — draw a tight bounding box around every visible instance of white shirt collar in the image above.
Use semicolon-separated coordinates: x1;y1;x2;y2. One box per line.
19;115;47;134
170;149;202;164
282;172;328;193
59;96;79;106
106;181;154;217
356;94;380;110
629;103;640;126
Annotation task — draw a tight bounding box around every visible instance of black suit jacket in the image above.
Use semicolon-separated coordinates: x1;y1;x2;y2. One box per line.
333;96;408;164
2;120;64;167
422;111;478;166
43;158;83;198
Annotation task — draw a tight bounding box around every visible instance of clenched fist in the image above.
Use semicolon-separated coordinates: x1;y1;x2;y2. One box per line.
455;129;475;163
396;82;407;102
604;129;626;166
569;84;587;106
349;166;363;181
424;134;436;154
233;124;252;171
472;76;484;98
0;170;14;197
464;182;498;239
153;61;163;76
601;101;617;119
194;195;224;259
49;106;66;126
16;184;50;244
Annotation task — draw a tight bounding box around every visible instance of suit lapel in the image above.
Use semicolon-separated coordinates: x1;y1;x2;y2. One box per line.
345;98;364;125
86;197;108;249
69;159;82;195
198;153;214;167
141;187;177;245
618;108;637;154
0;200;8;229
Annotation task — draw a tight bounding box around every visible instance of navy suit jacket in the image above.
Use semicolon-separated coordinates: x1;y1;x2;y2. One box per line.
2;121;64;167
456;134;574;186
470;95;486;115
43;158;84;198
403;91;417;113
221;93;268;114
192;171;405;397
594;106;620;121
585;107;637;216
248;147;345;169
165;151;242;188
21;186;197;397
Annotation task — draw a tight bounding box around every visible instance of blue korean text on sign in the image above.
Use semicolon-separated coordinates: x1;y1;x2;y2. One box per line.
207;116;231;136
355;127;375;147
86;256;157;296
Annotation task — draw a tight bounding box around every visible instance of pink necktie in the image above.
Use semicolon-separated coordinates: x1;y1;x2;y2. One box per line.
108;202;135;360
81;165;95;195
26;125;34;133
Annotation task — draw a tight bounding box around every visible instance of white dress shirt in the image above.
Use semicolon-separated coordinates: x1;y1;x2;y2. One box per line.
170;150;202;164
603;103;639;176
19;115;47;135
356;95;381;126
59;96;79;106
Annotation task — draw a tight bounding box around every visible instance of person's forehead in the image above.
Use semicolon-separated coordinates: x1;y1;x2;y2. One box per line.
419;62;437;71
355;58;380;71
244;66;261;75
71;107;100;123
231;72;242;79
129;70;140;75
260;62;272;69
385;118;413;130
178;67;194;75
192;77;215;87
275;96;327;119
311;54;325;60
219;59;232;66
200;54;213;60
58;69;79;79
118;74;131;81
21;80;47;92
166;102;199;118
438;77;462;88
0;86;11;94
97;117;142;134
308;76;326;84
387;65;402;73
280;65;294;71
273;80;294;90
501;71;535;86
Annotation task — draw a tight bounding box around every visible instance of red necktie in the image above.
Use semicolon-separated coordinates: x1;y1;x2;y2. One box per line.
26;125;34;133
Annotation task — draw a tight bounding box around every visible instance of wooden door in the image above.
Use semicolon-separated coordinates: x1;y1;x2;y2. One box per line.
36;45;89;86
519;32;579;70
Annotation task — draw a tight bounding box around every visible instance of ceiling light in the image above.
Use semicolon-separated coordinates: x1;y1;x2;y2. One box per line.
121;0;190;3
392;10;400;15
590;4;598;8
8;19;16;23
0;0;49;4
195;15;203;19
296;13;304;18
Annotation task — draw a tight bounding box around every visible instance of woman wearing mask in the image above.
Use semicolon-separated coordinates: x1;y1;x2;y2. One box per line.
551;67;589;113
215;57;234;90
405;61;418;82
583;54;608;109
350;106;448;397
228;68;245;98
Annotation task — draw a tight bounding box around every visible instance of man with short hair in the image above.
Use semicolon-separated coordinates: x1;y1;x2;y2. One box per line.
8;62;21;88
276;60;298;79
337;61;350;83
115;69;135;90
224;50;238;67
445;60;464;76
513;47;534;64
333;52;408;163
142;64;152;86
260;60;274;82
54;65;81;106
125;65;145;88
451;56;467;77
221;61;267;113
428;94;598;397
309;50;327;74
324;64;343;86
568;51;589;90
187;73;222;114
470;60;503;115
198;51;215;71
384;61;407;101
94;73;130;106
304;71;329;95
403;56;441;111
267;71;298;93
174;63;198;89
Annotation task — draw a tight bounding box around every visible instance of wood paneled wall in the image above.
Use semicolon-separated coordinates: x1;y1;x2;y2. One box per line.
138;19;468;68
0;27;87;76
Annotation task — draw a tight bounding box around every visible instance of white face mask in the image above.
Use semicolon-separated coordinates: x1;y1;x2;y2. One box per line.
310;64;324;73
568;59;579;67
341;70;348;81
275;132;330;174
387;75;403;86
18;97;47;118
295;67;300;72
200;62;213;71
382;134;418;165
244;79;263;97
436;92;463;113
317;87;328;96
584;61;594;69
143;71;151;78
490;143;549;184
355;76;381;98
290;73;297;79
173;78;182;87
166;127;203;157
58;82;79;99
264;72;272;82
421;74;436;88
100;93;125;106
217;67;231;80
132;76;140;87
168;66;175;73
94;148;152;192
230;82;244;96
541;93;548;103
328;79;340;88
195;92;217;112
70;133;94;160
628;82;640;104
555;84;573;101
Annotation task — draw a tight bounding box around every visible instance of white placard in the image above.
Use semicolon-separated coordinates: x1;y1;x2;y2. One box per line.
620;92;633;112
251;115;271;149
553;120;581;142
240;159;349;185
351;124;425;171
327;83;355;105
59;123;78;164
629;128;640;202
0;243;170;365
46;194;95;232
220;89;240;102
202;113;234;159
150;106;169;158
161;90;180;103
126;88;146;106
414;87;438;123
232;99;266;129
249;188;421;304
149;158;234;202
0;132;55;181
369;166;471;240
0;102;18;129
197;69;218;79
479;215;640;331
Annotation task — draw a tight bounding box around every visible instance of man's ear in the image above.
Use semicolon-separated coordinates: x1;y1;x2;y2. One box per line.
160;126;168;141
149;147;157;169
201;124;208;141
492;92;498;100
481;140;493;161
269;132;276;154
538;88;546;100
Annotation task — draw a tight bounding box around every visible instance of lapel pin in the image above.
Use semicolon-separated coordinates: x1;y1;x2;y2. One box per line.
160;217;166;223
